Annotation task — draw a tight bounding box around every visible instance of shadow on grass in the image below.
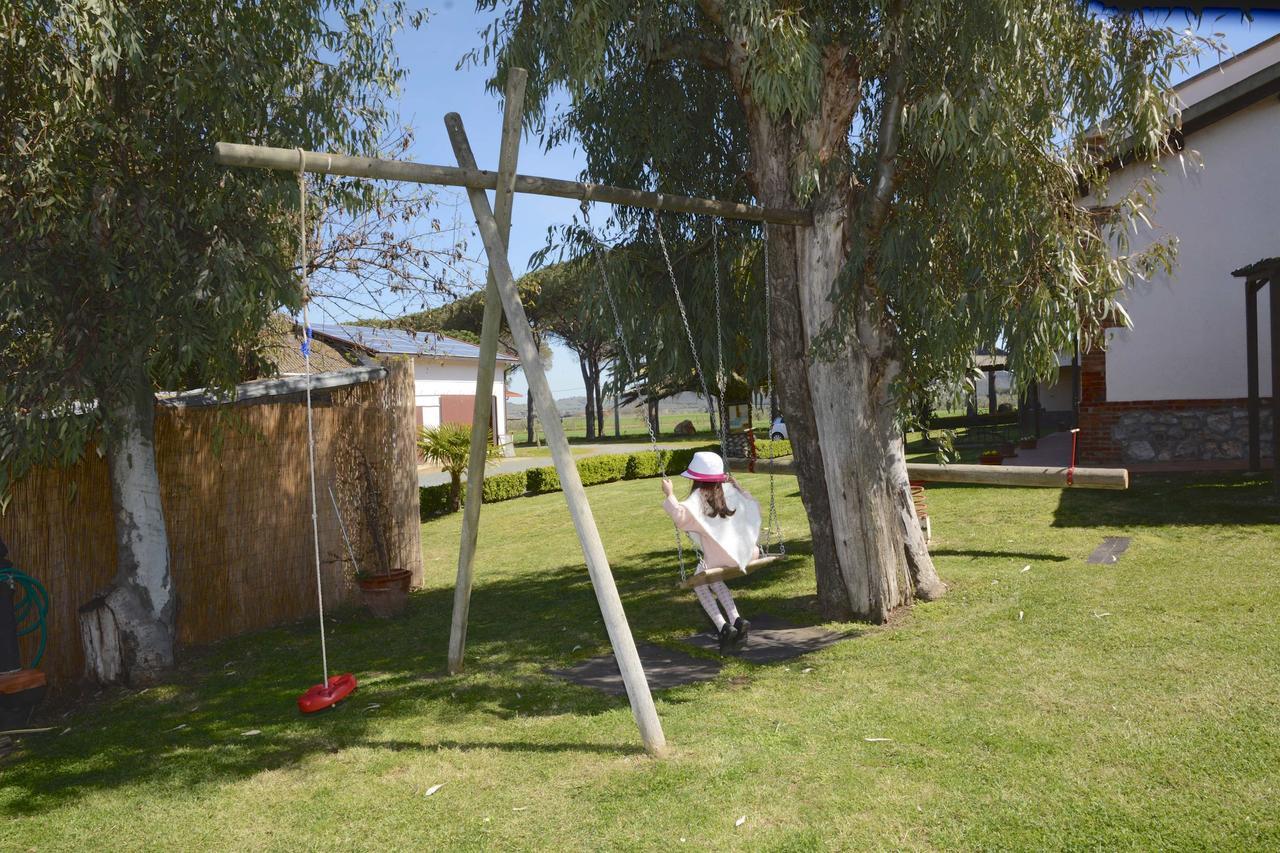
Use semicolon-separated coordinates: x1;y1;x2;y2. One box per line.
929;549;1068;563
1052;472;1279;528
2;532;825;815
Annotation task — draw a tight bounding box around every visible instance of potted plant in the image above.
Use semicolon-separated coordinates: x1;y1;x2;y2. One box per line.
1018;434;1038;450
980;449;1003;465
418;423;500;512
339;449;412;619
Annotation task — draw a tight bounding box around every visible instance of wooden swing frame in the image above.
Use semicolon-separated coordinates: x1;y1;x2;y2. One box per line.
214;66;1130;758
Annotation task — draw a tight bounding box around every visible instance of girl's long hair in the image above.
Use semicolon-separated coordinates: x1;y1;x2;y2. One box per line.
690;480;737;519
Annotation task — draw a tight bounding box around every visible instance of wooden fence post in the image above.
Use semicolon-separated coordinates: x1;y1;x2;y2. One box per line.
445;112;668;757
448;69;527;675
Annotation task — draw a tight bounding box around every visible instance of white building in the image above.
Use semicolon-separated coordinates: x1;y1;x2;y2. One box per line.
310;323;519;451
1074;36;1278;466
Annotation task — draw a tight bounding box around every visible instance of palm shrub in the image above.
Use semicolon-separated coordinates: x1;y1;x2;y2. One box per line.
419;423;498;512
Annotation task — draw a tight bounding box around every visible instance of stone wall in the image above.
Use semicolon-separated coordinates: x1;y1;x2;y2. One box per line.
1079;398;1274;465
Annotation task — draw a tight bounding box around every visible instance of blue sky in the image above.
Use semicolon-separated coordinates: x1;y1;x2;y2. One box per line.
359;5;1280;401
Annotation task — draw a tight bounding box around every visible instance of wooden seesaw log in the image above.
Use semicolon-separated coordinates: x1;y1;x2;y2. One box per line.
729;458;1129;490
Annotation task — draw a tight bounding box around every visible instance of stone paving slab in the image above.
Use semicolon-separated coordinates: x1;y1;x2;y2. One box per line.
680;614;851;664
1086;536;1132;564
549;643;722;695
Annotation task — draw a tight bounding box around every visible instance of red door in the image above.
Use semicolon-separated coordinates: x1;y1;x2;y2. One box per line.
439;395;499;442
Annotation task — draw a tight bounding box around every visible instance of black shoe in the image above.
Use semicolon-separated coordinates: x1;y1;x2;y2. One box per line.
717;623;735;654
732;617;750;646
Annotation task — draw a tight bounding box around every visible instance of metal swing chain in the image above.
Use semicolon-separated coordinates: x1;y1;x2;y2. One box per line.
712;219;729;461
762;226;783;556
655;212;726;582
654;214;718;435
581;202;688;580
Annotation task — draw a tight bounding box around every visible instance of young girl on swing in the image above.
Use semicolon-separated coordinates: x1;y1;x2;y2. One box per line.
662;451;758;653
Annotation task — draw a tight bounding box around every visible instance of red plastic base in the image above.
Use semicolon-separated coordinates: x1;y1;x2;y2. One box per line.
298;673;358;714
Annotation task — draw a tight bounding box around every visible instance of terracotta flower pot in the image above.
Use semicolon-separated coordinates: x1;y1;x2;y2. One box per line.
356;569;412;619
1019;437;1038;450
979;452;1003;465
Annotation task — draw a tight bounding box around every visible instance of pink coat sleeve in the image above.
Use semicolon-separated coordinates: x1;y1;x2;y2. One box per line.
663;494;697;532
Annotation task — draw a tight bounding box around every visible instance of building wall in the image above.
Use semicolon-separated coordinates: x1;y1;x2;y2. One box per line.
1072;58;1280;465
412;357;509;437
1101;97;1276;402
1039;366;1076;413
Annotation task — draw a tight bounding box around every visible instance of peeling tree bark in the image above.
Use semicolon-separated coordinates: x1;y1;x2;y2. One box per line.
79;367;176;684
717;20;946;622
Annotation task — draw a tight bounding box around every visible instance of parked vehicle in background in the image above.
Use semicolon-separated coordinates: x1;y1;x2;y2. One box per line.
770;416;787;441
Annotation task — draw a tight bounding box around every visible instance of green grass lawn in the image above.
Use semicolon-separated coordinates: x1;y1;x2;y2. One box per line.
4;473;1279;849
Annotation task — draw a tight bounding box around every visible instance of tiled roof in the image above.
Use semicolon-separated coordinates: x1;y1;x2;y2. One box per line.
260;314;354;375
310;322;518;363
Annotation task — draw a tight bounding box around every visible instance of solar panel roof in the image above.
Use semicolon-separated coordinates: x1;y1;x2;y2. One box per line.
309;322;518;362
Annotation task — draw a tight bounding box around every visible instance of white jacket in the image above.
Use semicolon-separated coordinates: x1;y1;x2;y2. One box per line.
663;481;761;571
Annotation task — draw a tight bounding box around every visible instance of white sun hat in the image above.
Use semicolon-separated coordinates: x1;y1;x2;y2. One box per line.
680;450;728;483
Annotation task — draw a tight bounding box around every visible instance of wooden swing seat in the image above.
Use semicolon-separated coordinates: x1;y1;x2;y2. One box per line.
677;555;783;590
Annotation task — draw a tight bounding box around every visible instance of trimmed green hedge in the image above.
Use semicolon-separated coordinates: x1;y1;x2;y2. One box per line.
418;470;531;520
420;483;454;519
753;438;792;459
526;465;560;494
578;453;629;486
483;471;529;502
418;443;723;520
624;451;666;480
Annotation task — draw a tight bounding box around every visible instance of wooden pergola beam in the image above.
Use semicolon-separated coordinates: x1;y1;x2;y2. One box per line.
213;142;811;226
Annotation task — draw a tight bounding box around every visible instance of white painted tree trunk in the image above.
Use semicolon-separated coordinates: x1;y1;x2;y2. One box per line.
79;377;176;684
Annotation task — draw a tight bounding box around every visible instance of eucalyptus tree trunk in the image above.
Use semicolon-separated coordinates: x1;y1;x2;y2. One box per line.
526;385;537;444
79;370;176;684
730;41;945;621
578;355;596;439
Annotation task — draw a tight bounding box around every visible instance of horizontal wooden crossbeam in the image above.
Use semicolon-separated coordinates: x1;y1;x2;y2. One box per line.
731;458;1129;490
213;142;811;226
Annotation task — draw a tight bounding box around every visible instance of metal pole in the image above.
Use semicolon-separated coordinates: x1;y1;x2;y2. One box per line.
448;69;527;675
445;113;667;756
213;141;810;226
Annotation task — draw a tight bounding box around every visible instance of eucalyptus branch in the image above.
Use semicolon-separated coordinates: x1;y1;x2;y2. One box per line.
648;32;727;71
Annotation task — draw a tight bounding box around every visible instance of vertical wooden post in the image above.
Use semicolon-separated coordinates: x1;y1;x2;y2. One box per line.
447;70;528;675
1246;279;1262;473
445;113;667;756
1269;278;1280;496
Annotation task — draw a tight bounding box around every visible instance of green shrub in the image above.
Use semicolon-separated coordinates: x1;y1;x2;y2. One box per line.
578;453;629;487
482;471;528;503
526;465;561;494
420;471;529;520
419;484;453;520
754;438;792;459
624;451;666;480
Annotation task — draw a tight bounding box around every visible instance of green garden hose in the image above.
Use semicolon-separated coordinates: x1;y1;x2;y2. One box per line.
1;568;49;669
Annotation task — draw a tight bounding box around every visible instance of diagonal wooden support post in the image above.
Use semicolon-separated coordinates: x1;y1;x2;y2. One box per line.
445;112;668;757
448;69;527;675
